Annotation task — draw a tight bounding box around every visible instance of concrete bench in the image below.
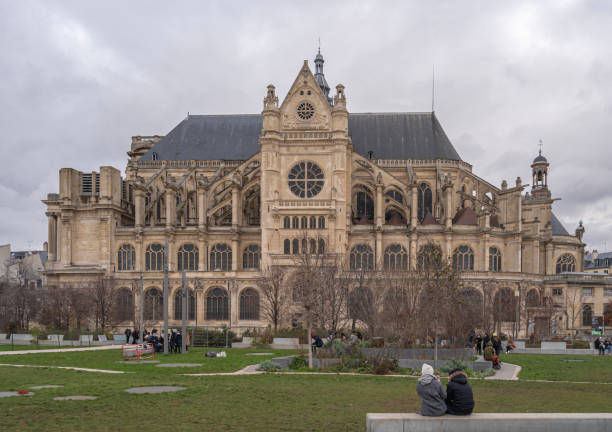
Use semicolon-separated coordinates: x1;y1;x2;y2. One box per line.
513;340;526;349
366;413;612;431
48;334;64;342
98;335;108;342
542;341;566;350
113;334;127;343
10;334;33;345
272;338;299;346
79;335;93;344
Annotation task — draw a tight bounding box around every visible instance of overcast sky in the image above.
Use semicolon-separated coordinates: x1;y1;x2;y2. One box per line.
1;0;611;252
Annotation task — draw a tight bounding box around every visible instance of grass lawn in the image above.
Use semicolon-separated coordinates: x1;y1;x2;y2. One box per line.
501;353;612;383
1;350;611;431
0;344;96;351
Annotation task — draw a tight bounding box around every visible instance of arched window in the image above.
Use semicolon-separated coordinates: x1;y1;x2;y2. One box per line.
384;244;408;271
386;190;403;204
318;216;325;229
284;239;291;254
210;243;231;271
243;245;261;269
117;244;135;271
417;183;432;221
239;288;259;320
582;304;593;327
453;245;474;271
489;247;502;272
350;245;374;270
310;239;317;254
283;216;290;229
173;289;196;320
144;288;163;321
145;243;164;271
292;216;299;229
556;254;576;273
114;288;133;322
206;287;228;320
310;216;316;229
318;239;325;254
292;239;299;254
301;238;307;254
301;216;308;229
177;243;198;271
417;244;443;270
354;189;374;223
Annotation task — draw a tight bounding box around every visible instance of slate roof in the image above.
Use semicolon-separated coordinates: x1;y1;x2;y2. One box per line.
551;212;571;236
140;112;461;161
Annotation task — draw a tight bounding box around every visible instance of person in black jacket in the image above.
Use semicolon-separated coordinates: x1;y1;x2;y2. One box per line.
445;368;475;415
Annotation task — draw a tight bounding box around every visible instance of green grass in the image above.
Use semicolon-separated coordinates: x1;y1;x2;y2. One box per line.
0;344;94;351
1;351;611;431
501;354;612;383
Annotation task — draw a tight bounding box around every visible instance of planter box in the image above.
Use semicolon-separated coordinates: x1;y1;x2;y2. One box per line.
398;359;492;372
513;341;526;349
241;337;254;345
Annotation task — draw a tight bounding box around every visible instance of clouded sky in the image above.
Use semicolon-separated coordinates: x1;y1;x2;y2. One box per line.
1;0;611;252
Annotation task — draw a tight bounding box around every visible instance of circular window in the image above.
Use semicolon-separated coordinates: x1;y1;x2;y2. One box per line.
288;161;324;198
296;102;315;120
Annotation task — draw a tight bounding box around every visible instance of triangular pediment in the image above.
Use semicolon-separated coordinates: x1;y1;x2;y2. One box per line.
279;60;332;131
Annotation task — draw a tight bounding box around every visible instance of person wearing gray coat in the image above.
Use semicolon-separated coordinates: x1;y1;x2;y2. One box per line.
416;363;447;416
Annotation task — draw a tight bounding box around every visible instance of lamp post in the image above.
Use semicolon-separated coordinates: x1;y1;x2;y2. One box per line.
514;289;520;339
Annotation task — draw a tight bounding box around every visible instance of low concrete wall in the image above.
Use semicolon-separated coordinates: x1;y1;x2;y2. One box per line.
363;348;473;360
366;413;612;432
512;348;597;355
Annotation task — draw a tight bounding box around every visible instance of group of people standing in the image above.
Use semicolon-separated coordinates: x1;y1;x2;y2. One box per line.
123;328;188;353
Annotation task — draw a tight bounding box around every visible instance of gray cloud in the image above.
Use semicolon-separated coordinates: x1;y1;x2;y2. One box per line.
1;0;611;252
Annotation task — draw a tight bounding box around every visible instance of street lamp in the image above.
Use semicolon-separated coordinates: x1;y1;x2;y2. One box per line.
514;289;520;339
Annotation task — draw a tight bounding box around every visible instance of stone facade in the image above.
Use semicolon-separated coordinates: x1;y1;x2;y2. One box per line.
42;53;610;338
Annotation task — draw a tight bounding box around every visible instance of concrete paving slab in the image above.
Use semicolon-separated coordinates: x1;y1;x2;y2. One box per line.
125;386;186;394
0;391;34;398
155;363;202;368
54;395;97;401
118;360;160;364
245;353;275;356
30;385;63;390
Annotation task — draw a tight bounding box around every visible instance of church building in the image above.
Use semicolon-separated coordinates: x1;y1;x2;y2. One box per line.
43;51;607;339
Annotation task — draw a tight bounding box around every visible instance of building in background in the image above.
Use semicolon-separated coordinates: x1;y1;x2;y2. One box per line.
42;52;609;339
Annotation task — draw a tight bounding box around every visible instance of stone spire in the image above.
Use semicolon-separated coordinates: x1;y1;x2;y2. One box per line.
314;48;332;104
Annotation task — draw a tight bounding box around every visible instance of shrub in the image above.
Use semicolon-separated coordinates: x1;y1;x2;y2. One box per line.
258;360;282;372
439;359;470;374
372;357;398;375
474;368;495;378
289;356;308;370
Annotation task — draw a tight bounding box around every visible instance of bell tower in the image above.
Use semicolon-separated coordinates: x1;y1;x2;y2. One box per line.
531;142;550;200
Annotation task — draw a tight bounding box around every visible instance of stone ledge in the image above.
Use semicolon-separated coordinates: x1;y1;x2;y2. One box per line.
367;413;612;432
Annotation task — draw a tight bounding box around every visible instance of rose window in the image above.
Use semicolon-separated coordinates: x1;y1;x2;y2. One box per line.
296;102;315;120
288;161;324;198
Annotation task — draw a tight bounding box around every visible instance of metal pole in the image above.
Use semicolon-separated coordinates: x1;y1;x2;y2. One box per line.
139;275;144;344
181;271;187;354
163;237;169;355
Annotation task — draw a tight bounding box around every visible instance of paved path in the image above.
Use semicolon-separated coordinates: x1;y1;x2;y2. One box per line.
485;362;521;381
0;363;125;374
0;345;122;356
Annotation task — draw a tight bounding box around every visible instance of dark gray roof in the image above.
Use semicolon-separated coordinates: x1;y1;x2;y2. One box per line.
141;112;461;161
551;212;571;236
533;154;547;163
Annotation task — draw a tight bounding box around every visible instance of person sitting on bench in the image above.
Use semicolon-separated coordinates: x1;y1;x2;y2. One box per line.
416;363;446;417
445;368;475;415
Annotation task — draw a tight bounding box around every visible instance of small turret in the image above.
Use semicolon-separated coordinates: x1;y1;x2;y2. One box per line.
314;48;332;104
531;141;550;199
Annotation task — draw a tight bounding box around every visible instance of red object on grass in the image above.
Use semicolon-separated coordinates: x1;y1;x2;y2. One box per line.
18;389;29;394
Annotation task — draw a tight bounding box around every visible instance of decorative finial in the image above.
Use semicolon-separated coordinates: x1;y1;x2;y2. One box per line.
318;37;320;54
538;139;543;156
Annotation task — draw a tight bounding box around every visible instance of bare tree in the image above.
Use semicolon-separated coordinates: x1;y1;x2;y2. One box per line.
259;265;286;332
347;267;380;336
566;287;585;343
66;283;92;330
380;269;424;346
89;276;116;331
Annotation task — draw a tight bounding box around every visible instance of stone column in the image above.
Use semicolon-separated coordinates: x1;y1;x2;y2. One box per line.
198;187;208;230
482;233;489;272
61;215;72;266
410;232;418;270
410;185;418;227
231;184;241;230
231;237;239;271
375;183;383;229
134;185;145;228
46;213;57;262
546;243;554;275
328;214;336;252
198;236;206;272
135;236;143;272
375;231;383;270
444;185;453;229
165;187;176;230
